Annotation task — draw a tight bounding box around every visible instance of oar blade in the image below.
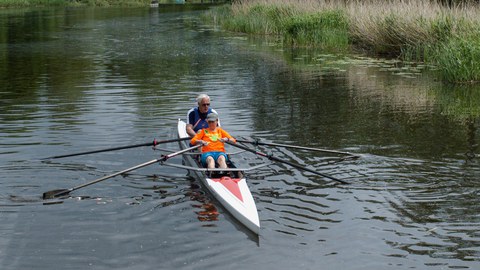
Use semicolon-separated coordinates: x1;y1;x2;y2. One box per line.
42;189;71;200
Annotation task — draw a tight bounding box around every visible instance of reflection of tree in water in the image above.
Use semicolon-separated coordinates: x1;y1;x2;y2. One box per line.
465;117;478;162
433;84;480;162
186;180;219;222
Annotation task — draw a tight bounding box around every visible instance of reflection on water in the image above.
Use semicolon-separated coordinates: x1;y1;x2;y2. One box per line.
0;6;479;270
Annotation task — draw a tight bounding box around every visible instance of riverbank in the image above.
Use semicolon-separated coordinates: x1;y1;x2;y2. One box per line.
0;0;224;8
0;0;152;7
203;0;480;83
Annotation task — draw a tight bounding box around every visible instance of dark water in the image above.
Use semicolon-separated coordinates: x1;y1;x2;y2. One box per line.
1;5;479;270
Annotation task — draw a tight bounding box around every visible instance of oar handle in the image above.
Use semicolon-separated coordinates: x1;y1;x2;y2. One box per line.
226;141;349;184
160;144;202;161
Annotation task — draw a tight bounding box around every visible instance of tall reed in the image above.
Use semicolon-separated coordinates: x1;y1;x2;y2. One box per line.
283;10;349;50
0;0;68;7
434;34;480;83
0;0;152;7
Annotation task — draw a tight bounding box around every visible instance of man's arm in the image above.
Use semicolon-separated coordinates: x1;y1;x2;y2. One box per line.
186;124;196;137
186;108;196;137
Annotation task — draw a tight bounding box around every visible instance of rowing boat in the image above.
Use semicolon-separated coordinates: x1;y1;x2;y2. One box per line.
42;120;349;233
176;120;260;234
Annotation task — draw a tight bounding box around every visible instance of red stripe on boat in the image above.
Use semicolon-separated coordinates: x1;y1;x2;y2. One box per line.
212;177;243;202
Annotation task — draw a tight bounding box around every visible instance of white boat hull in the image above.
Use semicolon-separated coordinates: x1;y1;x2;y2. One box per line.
177;120;260;234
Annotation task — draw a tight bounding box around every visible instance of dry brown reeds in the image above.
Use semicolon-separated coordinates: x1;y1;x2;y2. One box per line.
346;0;480;54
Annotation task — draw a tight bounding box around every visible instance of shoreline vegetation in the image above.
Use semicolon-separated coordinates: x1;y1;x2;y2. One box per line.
0;0;224;8
203;0;480;83
0;0;152;7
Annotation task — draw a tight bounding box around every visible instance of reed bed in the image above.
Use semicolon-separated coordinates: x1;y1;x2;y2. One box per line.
206;0;480;83
348;0;480;82
0;0;152;7
0;0;67;7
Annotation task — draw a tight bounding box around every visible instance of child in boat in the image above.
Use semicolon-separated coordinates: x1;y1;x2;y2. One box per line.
190;113;236;170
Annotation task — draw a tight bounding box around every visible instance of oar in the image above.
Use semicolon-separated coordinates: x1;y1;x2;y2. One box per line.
236;138;359;158
226;141;349;184
42;137;191;160
42;144;202;199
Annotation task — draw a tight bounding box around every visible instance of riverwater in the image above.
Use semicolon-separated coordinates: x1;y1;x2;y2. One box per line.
0;5;479;270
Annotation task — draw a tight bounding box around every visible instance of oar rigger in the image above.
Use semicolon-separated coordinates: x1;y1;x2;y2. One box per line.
225;141;350;185
42;144;202;200
236;138;360;159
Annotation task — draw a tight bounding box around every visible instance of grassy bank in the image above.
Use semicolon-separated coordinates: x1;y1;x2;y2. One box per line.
204;0;480;83
0;0;227;7
0;0;153;7
0;0;227;8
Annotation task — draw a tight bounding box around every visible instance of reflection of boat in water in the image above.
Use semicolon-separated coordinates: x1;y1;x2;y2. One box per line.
173;120;261;234
187;182;220;222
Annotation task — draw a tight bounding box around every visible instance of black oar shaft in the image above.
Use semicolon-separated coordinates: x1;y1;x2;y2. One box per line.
43;144;202;199
226;141;349;184
236;139;359;157
43;159;160;199
45;142;153;159
43;137;190;159
160;144;202;161
71;159;160;192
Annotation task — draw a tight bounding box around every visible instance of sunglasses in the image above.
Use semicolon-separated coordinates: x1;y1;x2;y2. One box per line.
201;103;210;106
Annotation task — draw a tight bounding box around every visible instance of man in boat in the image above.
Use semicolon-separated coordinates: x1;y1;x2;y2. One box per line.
190;113;236;170
186;94;220;137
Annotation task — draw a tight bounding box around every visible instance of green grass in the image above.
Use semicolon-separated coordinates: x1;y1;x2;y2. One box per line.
206;4;349;51
283;10;349;50
433;34;480;83
0;0;69;7
0;0;154;7
210;4;297;35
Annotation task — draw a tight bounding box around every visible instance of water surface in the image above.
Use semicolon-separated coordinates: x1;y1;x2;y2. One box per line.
0;5;479;270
